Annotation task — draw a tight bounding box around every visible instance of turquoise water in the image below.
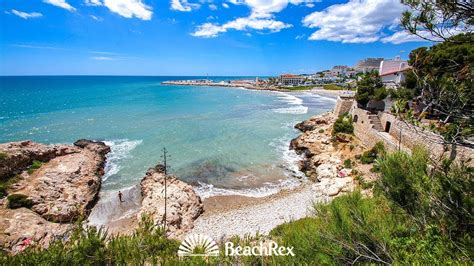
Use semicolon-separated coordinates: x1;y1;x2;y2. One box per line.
0;76;335;198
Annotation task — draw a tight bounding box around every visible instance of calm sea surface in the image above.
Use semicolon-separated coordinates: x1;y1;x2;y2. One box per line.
0;76;335;199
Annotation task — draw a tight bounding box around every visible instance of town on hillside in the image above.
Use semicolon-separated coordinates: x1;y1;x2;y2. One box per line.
163;56;411;91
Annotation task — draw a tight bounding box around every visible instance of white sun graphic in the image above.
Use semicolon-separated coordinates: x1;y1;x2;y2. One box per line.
177;234;220;257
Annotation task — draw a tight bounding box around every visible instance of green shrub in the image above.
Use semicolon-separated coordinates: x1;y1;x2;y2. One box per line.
318;129;324;133
0;184;6;198
0;152;7;161
0;174;22;198
27;160;43;174
360;142;385;164
323;84;345;90
332;113;354;135
343;159;352;169
7;194;33;209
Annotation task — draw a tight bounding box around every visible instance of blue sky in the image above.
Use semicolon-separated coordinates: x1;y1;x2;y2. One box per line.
0;0;432;76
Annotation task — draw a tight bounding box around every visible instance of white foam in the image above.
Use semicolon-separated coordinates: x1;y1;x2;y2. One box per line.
102;139;143;181
273;92;308;114
273;106;308;114
195;178;301;199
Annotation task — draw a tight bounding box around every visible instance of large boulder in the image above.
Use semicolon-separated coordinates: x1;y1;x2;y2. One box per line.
138;164;204;239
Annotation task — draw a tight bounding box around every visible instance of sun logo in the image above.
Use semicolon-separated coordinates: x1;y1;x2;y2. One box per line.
177;234;220;257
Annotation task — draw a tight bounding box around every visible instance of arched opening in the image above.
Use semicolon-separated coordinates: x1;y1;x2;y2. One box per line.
353;115;358;123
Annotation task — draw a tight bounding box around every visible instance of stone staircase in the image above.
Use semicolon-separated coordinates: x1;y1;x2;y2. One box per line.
368;113;383;131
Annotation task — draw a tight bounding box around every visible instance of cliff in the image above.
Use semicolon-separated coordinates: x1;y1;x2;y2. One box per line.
0;140;110;253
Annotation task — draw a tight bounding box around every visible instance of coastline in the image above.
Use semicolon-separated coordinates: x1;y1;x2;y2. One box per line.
162;80;350;99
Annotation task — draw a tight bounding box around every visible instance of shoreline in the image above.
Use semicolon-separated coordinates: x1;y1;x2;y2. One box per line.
162;80;350;99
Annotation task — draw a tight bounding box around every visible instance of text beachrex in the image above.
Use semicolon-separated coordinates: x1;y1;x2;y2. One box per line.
178;234;295;257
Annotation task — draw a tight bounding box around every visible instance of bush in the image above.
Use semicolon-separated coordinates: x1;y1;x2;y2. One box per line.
343;159;352;169
27;160;43;174
323;84;345;90
7;194;33;209
271;192;408;264
0;152;7;161
360;142;385;164
0;184;6;198
332;113;354;135
0;174;22;199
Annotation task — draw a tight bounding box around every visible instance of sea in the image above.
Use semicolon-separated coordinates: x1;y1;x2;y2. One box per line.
0;76;335;224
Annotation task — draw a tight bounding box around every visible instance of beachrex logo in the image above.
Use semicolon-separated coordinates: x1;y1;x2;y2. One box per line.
178;234;295;257
178;234;220;257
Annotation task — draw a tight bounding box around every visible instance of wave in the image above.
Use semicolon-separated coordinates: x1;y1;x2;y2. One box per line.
273;106;308;114
273;92;308;114
102;139;143;181
269;134;306;179
195;178;301;199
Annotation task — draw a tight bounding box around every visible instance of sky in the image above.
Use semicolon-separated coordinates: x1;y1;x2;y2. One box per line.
0;0;433;76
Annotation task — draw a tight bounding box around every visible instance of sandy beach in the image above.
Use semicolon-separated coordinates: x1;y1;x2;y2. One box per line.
191;183;323;240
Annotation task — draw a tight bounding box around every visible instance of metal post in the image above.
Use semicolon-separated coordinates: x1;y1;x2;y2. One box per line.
163;147;167;233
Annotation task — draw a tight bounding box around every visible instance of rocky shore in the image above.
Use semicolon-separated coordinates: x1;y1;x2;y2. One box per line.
0;140;110;253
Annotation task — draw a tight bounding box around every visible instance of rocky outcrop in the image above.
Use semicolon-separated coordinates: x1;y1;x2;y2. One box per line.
0;208;72;253
138;164;204;239
7;140;110;222
294;112;332;132
0;141;78;180
290;113;354;197
0;139;110;253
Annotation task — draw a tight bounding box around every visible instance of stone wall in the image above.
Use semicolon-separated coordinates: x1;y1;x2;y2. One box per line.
346;101;473;163
333;97;354;117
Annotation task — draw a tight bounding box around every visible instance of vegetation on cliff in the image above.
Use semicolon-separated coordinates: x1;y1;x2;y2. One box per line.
271;148;472;264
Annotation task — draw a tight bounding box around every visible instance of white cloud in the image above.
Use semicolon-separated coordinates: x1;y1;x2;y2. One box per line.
43;0;76;11
192;17;291;38
208;4;217;10
84;0;102;6
10;10;43;19
91;56;114;60
193;0;313;37
90;15;103;21
171;0;200;12
303;0;408;43
102;0;153;20
295;34;305;40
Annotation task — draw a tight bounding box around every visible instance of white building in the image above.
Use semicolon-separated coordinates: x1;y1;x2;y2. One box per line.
279;74;305;85
379;57;410;88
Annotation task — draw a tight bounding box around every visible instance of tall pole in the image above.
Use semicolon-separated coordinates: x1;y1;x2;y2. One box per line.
163;147;167;233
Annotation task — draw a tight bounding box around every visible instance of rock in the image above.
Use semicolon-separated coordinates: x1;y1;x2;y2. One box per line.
316;163;338;179
335;133;351;143
4;140;110;223
138;164;204;239
0;208;73;254
0;141;79;179
292;112;356;199
294;112;332;132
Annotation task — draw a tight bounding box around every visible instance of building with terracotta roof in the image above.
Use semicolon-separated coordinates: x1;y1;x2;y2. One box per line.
279;74;305;85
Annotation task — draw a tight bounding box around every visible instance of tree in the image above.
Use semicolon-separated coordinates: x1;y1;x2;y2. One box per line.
401;1;473;43
355;72;387;107
407;33;473;144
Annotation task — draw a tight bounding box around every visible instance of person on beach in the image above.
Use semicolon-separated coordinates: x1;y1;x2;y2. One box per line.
118;191;124;203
